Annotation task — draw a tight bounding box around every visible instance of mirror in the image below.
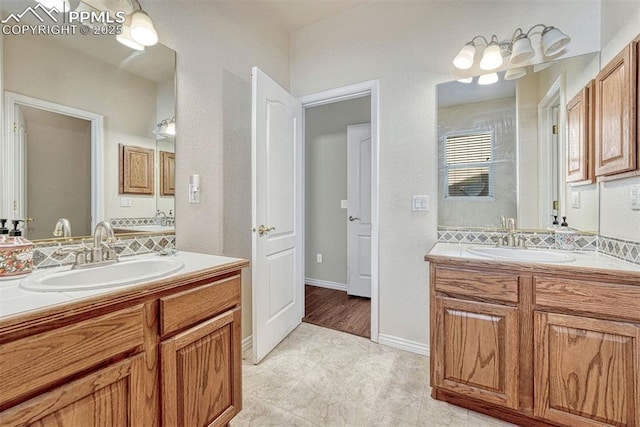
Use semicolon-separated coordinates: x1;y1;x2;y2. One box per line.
0;0;176;241
437;52;600;232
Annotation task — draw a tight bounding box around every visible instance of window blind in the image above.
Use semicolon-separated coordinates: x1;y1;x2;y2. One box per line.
445;130;494;198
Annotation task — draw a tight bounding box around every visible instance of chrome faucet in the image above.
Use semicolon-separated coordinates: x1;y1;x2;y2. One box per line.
497;216;526;248
53;218;72;238
91;221;117;264
155;210;167;226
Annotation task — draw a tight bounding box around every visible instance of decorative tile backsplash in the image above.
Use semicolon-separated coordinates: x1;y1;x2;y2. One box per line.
110;217;175;227
437;226;640;265
599;235;640;265
32;233;176;269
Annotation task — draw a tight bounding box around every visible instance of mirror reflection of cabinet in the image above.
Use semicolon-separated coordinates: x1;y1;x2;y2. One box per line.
160;151;176;196
595;37;639;178
119;144;155;195
566;80;595;184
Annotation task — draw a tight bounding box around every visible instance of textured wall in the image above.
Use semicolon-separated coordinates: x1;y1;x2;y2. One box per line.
598;0;640;241
144;1;290;338
291;0;600;346
304;96;371;285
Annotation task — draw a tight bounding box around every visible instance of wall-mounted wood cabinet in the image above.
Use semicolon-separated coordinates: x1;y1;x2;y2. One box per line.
594;37;639;179
566;80;595;184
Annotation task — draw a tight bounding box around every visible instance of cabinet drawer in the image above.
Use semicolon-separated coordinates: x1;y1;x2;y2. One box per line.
0;305;144;406
535;276;640;322
160;275;241;336
434;266;518;303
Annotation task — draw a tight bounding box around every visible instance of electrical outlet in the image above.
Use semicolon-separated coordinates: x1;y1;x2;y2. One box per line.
120;197;132;207
316;253;323;263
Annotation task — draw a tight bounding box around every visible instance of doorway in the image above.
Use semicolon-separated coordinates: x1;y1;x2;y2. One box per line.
537;76;565;226
250;71;379;362
302;97;372;338
299;81;379;342
2;92;104;235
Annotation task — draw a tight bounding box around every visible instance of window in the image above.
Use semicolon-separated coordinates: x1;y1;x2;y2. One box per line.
444;129;494;199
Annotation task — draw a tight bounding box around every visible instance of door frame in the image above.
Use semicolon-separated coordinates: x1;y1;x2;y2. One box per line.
536;76;565;228
298;80;380;342
2;92;105;229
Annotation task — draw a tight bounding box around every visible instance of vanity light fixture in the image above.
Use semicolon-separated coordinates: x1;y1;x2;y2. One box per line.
453;24;571;71
457;77;473;84
154;117;176;138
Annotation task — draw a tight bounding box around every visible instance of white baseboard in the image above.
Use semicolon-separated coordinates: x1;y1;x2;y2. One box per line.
305;278;348;292
378;333;430;357
242;335;253;353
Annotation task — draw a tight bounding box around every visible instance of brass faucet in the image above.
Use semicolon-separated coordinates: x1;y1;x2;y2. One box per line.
90;221;118;265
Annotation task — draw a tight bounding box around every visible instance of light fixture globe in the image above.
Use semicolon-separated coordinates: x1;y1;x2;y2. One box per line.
541;26;571;56
453;44;476;70
116;23;145;51
480;43;503;70
478;72;498;85
130;10;158;46
504;67;527;80
510;35;534;64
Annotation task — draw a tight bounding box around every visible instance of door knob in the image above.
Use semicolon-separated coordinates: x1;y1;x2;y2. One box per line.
257;225;275;236
348;216;360;222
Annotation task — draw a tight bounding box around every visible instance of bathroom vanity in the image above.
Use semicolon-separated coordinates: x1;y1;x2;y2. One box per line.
0;252;248;427
426;243;640;427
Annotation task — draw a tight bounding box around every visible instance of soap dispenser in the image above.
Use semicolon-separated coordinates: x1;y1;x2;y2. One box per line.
0;219;8;243
0;220;34;279
554;216;575;251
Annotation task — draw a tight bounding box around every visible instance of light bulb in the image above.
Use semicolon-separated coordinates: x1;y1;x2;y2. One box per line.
480;44;503;70
130;10;158;46
116;24;145;51
453;44;476;70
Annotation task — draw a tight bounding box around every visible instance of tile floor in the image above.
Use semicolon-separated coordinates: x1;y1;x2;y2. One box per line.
231;323;515;426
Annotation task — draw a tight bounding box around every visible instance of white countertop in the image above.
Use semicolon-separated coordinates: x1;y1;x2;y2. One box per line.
0;251;245;320
427;242;640;273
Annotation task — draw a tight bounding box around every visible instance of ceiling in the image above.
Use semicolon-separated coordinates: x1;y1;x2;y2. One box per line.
256;0;376;33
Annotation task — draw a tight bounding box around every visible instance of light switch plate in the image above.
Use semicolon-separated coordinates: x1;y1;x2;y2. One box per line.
631;185;640;210
341;200;348;209
571;191;580;209
120;197;132;207
412;195;429;211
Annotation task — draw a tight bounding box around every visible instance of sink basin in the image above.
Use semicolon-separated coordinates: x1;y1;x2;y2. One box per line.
20;257;185;292
467;247;575;263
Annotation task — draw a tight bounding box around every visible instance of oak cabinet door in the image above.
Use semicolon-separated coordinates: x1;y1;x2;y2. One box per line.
433;296;519;409
567;81;595;184
161;308;242;427
534;312;640;426
594;41;638;177
0;354;149;427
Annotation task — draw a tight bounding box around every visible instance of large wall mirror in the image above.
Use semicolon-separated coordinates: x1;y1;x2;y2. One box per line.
437;51;600;233
0;0;176;241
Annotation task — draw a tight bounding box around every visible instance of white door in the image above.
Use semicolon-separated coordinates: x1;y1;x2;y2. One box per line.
347;124;372;298
251;67;304;363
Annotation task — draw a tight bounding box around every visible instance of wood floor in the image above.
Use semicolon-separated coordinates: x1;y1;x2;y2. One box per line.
302;285;370;338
